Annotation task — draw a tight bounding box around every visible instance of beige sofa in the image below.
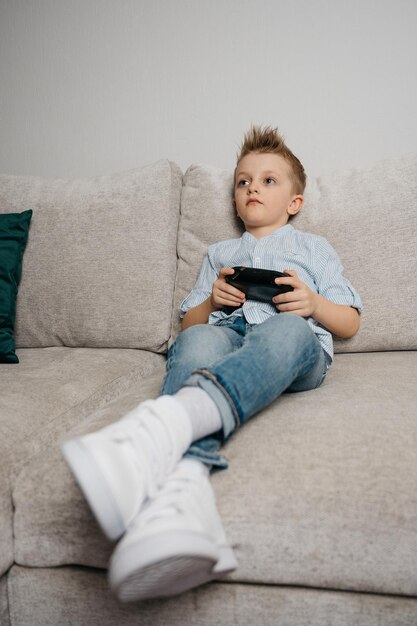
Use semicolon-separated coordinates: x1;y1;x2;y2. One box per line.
1;153;417;626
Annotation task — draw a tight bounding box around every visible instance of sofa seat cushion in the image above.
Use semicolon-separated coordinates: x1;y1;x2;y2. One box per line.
220;351;417;597
12;352;417;596
12;367;165;569
1;347;165;472
0;347;164;579
0;160;182;352
8;565;417;626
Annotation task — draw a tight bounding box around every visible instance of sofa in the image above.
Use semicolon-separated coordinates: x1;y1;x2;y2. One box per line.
1;152;417;626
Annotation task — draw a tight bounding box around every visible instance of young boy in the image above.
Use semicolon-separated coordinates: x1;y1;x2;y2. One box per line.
62;126;363;603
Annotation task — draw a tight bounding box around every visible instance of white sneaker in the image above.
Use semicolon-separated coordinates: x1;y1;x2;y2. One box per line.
108;458;238;602
61;396;192;541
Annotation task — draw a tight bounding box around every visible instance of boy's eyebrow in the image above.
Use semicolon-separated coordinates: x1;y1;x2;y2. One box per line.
236;169;281;178
262;170;281;177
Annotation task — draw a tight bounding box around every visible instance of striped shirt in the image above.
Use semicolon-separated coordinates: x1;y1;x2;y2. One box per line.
180;224;363;365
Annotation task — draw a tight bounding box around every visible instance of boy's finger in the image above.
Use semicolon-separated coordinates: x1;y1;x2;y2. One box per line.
273;291;296;304
275;269;298;286
230;288;246;300
274;276;295;286
222;283;245;299
219;267;235;277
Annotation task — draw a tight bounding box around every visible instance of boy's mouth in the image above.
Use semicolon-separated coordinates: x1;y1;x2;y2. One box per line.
247;198;262;205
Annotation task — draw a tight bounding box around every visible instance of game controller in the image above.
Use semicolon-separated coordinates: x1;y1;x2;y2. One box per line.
225;266;294;304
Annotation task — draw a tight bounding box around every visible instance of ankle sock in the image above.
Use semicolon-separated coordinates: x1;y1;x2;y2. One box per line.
174;387;223;442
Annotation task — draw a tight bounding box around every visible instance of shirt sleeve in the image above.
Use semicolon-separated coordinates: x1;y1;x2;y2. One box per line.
316;239;364;313
180;247;219;318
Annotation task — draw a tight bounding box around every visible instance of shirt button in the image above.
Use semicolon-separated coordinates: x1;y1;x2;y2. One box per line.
254;257;261;266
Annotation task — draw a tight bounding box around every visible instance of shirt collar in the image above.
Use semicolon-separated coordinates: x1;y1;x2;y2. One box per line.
242;223;294;243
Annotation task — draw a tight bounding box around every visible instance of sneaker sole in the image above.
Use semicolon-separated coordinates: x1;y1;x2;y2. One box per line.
61;438;126;541
109;528;237;601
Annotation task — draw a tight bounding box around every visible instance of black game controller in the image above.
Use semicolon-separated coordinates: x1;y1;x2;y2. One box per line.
225;266;294;304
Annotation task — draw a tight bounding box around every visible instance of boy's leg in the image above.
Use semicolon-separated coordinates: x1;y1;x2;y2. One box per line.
109;457;238;602
61;321;245;540
62;315;324;540
62;314;326;601
107;315;326;602
186;314;327;444
160;319;246;468
62;321;243;601
161;319;245;395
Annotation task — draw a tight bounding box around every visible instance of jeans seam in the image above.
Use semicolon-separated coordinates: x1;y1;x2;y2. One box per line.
193;368;241;431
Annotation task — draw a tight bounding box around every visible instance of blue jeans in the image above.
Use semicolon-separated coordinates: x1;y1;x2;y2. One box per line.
161;314;328;468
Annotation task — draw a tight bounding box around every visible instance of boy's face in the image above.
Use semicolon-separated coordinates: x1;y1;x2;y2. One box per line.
234;152;303;238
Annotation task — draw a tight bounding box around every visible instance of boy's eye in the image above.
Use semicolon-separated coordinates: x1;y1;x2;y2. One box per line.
265;177;275;185
237;180;249;187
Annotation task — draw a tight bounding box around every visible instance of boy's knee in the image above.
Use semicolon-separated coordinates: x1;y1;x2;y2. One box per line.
174;323;231;361
178;323;216;346
174;324;208;354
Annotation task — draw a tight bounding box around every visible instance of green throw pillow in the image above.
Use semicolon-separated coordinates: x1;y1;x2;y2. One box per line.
0;209;33;364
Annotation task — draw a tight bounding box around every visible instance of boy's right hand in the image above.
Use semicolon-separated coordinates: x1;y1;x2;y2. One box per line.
210;267;246;310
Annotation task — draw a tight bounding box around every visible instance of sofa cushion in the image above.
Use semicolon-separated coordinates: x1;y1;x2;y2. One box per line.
12;352;417;597
1;348;165;476
8;566;417;626
174;154;417;352
1;348;164;580
0;209;32;363
12;368;165;569
0;160;182;352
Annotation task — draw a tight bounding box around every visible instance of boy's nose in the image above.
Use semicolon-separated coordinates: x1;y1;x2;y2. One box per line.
248;181;259;193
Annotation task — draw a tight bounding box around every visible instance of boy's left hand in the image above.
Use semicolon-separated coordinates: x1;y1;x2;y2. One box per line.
273;269;318;317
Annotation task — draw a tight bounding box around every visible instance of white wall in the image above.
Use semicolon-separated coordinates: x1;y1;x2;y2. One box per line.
1;0;416;178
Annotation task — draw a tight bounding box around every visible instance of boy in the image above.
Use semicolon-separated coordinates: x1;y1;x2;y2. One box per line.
62;126;363;602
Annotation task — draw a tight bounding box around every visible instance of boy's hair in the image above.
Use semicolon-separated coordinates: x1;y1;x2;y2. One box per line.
236;126;306;194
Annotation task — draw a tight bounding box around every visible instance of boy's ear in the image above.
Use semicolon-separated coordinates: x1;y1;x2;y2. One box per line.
288;195;304;216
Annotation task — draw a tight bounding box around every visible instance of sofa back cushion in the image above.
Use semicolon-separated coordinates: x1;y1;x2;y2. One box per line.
173;154;417;352
0;160;182;352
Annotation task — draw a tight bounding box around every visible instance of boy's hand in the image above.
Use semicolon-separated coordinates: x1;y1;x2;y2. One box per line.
273;269;318;317
211;267;246;310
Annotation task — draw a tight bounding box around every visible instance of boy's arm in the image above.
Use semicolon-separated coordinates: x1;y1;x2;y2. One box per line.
307;295;360;338
182;268;245;329
273;269;360;338
181;297;215;329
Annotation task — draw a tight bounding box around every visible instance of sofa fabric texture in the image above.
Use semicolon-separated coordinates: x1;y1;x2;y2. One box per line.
0;160;182;352
8;566;417;626
1;155;417;624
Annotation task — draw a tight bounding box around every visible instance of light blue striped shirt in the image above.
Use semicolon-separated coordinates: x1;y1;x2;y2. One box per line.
181;224;363;365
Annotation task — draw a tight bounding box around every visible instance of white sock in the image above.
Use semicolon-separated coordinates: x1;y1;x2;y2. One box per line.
174;387;222;442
